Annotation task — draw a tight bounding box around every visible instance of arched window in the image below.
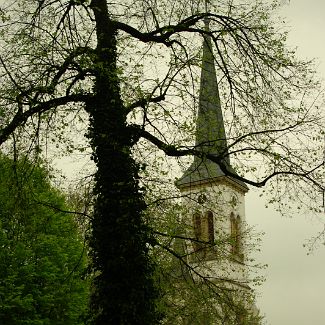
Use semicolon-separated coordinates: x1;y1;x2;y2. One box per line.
202;211;214;243
230;213;241;256
192;212;201;249
192;211;215;252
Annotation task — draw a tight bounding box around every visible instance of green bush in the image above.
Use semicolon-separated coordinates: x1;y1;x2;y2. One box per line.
0;155;89;324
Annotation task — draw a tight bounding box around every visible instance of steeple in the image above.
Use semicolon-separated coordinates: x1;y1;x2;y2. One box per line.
176;12;247;191
194;16;229;164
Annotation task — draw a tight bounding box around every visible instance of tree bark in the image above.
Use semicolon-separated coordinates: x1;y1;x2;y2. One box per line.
86;1;160;324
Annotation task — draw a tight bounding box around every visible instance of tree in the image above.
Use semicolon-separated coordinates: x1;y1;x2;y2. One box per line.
0;153;89;324
0;0;323;324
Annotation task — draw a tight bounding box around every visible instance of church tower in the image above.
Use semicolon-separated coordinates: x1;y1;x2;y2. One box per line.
175;9;258;324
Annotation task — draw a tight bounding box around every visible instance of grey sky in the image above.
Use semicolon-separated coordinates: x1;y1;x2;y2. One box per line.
34;1;325;324
247;2;325;324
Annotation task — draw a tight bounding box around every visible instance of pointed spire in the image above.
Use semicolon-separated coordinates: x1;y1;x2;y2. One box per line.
196;0;228;161
176;7;248;191
194;15;229;165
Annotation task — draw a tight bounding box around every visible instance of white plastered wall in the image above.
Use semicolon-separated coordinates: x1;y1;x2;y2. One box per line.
179;177;249;288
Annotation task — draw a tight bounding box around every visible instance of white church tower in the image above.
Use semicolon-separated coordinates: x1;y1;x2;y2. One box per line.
175;9;259;324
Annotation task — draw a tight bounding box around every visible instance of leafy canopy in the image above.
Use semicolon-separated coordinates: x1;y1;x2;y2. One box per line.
0;154;89;325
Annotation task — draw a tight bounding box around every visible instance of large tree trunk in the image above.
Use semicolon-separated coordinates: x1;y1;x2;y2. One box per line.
86;1;160;324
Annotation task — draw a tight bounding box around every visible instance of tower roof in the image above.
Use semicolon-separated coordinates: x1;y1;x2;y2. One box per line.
176;19;248;191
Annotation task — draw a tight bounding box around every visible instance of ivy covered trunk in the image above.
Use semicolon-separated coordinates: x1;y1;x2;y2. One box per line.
86;1;159;324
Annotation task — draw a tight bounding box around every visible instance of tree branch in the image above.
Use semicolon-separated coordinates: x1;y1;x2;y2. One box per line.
0;94;90;145
133;126;324;189
156;241;250;290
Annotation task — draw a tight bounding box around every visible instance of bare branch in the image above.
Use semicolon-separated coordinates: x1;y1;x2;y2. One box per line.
0;93;90;145
134;126;324;189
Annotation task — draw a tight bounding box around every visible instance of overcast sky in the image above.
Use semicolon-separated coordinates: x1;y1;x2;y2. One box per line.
46;1;325;324
247;2;325;324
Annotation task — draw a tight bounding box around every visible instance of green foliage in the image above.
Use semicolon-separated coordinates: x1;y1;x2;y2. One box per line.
0;154;89;324
146;197;262;325
0;0;323;324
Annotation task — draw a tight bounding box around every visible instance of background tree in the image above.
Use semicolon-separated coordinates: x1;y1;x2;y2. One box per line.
0;0;323;324
0;153;89;324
